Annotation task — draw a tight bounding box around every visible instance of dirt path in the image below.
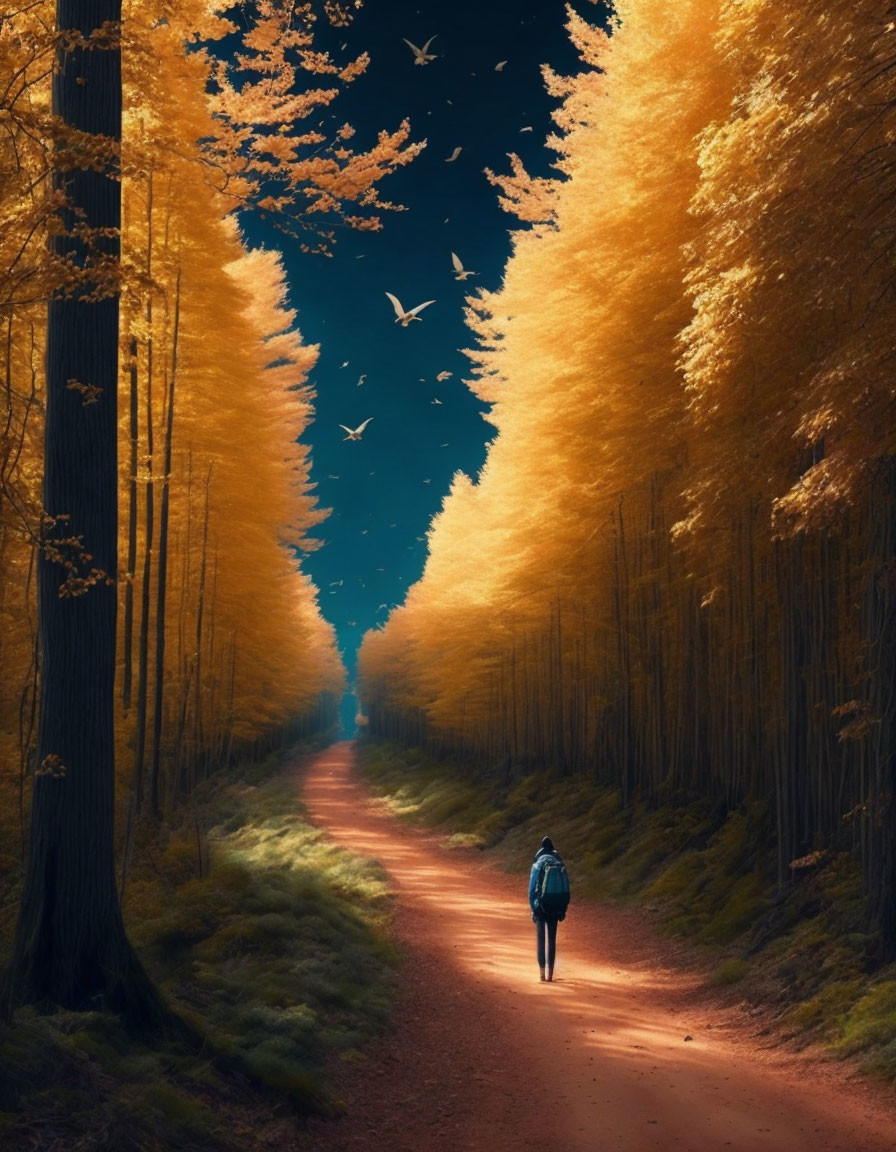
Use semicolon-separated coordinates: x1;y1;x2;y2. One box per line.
299;742;896;1152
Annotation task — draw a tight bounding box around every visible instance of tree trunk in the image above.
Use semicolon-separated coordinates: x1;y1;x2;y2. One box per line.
133;171;155;814
6;0;159;1023
149;268;180;817
121;335;138;710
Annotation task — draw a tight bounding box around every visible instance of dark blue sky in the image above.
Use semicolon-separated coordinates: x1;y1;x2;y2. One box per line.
242;0;595;714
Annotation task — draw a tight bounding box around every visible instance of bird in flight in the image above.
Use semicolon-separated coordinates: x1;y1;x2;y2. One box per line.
495;60;508;71
451;252;476;281
436;370;453;381
339;417;374;441
403;36;437;65
385;291;435;326
357;373;367;386
431;397;443;405
445;146;462;163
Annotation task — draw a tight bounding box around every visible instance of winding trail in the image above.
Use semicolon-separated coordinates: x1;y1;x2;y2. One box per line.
299;742;896;1152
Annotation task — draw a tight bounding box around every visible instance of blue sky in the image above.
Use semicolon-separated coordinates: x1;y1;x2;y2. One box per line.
241;0;598;716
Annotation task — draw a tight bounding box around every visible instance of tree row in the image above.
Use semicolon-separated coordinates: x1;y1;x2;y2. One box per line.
358;0;896;948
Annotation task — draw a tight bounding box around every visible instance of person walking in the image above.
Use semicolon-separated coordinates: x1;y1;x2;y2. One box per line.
528;835;569;982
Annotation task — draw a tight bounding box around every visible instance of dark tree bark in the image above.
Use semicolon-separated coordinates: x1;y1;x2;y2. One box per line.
6;0;160;1022
133;171;155;813
149;268;180;817
121;335;138;711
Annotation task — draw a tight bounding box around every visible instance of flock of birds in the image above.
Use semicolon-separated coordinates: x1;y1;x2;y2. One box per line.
334;35;515;445
325;30;525;628
338;248;477;440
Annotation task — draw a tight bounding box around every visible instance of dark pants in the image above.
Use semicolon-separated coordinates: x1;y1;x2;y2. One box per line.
535;916;558;972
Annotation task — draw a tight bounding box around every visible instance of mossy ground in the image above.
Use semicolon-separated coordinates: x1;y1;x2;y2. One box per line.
357;738;896;1087
0;742;398;1151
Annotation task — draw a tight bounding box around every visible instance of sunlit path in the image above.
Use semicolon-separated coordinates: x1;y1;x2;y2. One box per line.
299;742;896;1152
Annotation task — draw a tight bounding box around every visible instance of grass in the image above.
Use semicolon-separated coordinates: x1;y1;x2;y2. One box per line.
356;737;896;1084
0;742;398;1151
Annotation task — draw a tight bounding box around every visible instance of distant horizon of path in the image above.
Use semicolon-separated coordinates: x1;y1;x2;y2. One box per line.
298;740;896;1152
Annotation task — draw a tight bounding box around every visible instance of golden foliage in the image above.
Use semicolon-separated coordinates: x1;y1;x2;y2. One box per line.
0;0;436;836
201;0;424;251
359;0;896;926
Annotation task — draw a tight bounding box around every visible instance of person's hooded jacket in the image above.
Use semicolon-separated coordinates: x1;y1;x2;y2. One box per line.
528;836;564;921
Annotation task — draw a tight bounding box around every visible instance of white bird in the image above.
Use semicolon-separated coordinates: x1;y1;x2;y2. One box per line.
340;360;349;368
329;579;343;586
328;473;340;479
385;291;435;326
423;478;431;484
403;35;437;65
451;252;476;281
356;373;367;386
431;397;443;405
378;603;388;611
436;370;452;381
520;125;533;133
445;146;462;163
339;417;373;441
495;60;507;71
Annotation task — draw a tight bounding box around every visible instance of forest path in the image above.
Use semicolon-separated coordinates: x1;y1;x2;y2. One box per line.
299;742;896;1152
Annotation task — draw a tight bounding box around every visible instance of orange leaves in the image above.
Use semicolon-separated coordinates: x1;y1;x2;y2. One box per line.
35;754;67;778
323;0;362;27
360;0;728;748
65;377;103;405
679;0;896;551
202;4;420;247
484;154;559;227
362;0;896;833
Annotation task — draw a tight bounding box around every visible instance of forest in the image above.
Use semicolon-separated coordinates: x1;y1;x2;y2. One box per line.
2;0;896;1147
359;0;896;949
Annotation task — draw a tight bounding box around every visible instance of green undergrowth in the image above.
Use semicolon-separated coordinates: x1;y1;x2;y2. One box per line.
0;743;397;1151
357;738;896;1085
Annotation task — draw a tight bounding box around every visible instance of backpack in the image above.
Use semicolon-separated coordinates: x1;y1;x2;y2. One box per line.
536;856;570;918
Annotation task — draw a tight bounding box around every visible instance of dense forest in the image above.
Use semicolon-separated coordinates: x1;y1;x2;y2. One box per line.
3;0;896;1143
0;0;429;1015
359;0;896;950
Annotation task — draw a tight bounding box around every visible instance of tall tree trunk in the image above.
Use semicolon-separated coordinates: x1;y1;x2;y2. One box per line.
133;172;155;814
121;335;138;710
149;268;180;817
6;0;159;1021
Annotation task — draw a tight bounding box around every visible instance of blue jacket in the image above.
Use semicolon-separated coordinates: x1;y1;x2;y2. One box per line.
529;847;563;920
